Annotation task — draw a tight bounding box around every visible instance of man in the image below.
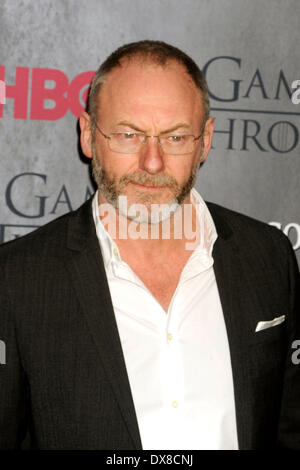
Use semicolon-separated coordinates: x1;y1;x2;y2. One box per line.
0;40;299;450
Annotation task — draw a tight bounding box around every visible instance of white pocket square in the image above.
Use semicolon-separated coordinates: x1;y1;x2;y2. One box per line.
255;315;285;332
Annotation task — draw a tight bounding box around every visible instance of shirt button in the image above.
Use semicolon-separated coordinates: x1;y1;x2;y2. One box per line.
167;333;173;341
113;247;118;257
172;400;178;408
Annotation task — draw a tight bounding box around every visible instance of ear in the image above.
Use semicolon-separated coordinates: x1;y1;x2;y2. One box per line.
79;111;93;159
199;116;214;163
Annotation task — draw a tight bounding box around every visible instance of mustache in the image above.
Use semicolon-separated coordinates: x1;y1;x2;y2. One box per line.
119;172;179;189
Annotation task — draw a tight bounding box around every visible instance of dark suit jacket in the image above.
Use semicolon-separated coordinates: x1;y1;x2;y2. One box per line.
0;196;299;449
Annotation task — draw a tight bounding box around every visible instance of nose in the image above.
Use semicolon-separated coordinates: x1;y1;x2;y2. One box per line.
139;136;165;174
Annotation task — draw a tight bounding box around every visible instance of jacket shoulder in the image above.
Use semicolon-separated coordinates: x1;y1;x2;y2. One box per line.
0;198;93;261
206;201;300;304
206;201;288;243
206;201;296;272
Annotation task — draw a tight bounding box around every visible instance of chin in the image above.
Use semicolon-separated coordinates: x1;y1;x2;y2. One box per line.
116;194;180;225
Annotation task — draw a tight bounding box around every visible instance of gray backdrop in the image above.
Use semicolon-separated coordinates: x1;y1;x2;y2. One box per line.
1;0;299;266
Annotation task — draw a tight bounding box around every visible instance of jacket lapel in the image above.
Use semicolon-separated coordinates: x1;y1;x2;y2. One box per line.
208;203;254;450
65;198;142;449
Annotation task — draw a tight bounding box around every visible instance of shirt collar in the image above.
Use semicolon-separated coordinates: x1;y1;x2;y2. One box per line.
92;191;121;268
92;188;218;268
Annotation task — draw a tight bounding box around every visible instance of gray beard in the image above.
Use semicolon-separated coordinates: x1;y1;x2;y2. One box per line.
91;145;201;224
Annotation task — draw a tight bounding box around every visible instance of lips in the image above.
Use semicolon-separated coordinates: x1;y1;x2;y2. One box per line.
130;182;166;190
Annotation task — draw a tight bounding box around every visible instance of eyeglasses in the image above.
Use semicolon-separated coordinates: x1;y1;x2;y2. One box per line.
94;123;202;155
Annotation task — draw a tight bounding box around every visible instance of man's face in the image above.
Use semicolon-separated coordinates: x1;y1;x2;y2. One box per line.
81;58;214;222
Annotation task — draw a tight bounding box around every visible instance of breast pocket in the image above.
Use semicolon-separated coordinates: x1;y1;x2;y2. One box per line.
249;320;287;346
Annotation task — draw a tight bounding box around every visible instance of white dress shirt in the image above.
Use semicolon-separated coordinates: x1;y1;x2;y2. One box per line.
92;188;238;450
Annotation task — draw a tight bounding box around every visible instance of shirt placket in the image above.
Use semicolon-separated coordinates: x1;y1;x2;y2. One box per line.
160;300;185;444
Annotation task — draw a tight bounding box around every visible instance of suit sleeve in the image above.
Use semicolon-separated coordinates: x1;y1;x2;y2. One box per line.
277;239;300;449
0;262;30;449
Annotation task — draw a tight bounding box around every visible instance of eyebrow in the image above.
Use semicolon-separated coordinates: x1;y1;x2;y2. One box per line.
113;121;192;134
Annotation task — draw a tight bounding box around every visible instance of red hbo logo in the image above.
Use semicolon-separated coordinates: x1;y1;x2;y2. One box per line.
0;66;95;119
0;79;5;105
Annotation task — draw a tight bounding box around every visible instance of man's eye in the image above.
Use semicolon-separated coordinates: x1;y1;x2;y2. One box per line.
167;135;184;142
122;133;136;139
